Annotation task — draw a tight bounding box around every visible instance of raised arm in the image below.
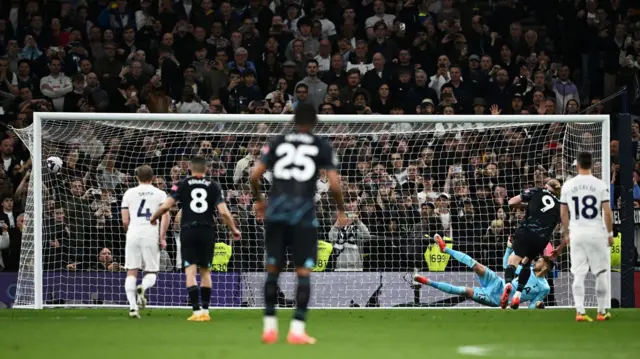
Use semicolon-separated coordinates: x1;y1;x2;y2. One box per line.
508;195;524;207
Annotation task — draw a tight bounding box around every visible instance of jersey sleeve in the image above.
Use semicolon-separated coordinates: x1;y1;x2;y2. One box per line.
159;190;168;204
212;182;225;207
259;137;279;169
317;139;338;170
520;187;540;202
170;180;183;201
600;181;610;203
121;190;131;209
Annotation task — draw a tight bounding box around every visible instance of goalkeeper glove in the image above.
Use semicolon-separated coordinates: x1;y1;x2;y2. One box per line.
535;301;545;309
507;236;513;248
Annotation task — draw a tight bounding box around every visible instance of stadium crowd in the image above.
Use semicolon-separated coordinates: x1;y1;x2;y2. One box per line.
0;0;639;274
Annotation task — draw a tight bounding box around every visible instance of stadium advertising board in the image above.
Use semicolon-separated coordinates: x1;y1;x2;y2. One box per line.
0;272;623;308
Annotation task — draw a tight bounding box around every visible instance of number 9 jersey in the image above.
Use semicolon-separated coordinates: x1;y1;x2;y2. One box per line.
519;187;561;240
170;176;224;228
259;131;337;226
560;174;609;235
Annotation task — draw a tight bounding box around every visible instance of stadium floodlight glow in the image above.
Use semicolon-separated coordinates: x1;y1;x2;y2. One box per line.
13;113;610;309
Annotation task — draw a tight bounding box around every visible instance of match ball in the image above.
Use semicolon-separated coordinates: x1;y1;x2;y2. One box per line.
47;156;63;174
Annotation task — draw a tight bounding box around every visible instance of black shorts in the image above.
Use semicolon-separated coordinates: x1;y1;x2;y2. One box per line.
264;222;317;269
180;226;215;268
512;228;549;261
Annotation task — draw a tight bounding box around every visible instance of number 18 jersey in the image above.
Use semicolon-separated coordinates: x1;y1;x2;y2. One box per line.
560;174;609;234
259;130;336;226
170;175;224;228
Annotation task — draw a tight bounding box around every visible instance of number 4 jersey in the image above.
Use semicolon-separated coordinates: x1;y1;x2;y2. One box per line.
260;131;337;226
171;176;224;228
518;187;561;239
560;174;609;235
122;184;168;239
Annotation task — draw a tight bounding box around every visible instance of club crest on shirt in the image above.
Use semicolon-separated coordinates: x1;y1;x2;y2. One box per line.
261;145;270;155
171;185;179;192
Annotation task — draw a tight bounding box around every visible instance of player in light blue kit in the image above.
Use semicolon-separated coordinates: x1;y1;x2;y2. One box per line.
414;234;553;308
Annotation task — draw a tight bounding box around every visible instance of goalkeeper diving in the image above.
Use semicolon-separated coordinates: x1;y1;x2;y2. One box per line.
414;234;553;308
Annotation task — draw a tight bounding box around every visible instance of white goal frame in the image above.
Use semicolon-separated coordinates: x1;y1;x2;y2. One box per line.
24;112;610;310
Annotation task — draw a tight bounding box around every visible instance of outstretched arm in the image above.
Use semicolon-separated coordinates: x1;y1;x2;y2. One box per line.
150;197;176;224
528;288;550;309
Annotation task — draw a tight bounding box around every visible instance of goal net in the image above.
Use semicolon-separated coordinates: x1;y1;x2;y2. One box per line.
13;113;610;309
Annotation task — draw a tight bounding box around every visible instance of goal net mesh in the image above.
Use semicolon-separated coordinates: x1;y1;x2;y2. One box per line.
13;116;604;308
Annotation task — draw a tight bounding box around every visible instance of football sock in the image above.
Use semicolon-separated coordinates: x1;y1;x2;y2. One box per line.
264;272;279;317
444;248;476;269
201;286;211;311
187;285;201;312
515;264;531;293
504;264;517;284
572;274;586;314
141;273;157;291
263;316;278;332
595;270;608;314
124;276;137;311
293;275;311;322
427;280;467;296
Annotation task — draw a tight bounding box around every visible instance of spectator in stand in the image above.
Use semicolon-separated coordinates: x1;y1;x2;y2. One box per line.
40;57;72;111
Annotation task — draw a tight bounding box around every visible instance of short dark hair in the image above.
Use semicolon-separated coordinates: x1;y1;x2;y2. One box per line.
541;256;555;271
190;156;207;173
136;165;154;182
577;151;592;170
294;102;318;126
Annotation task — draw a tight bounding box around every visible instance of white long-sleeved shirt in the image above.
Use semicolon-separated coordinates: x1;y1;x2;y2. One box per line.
40;74;72;111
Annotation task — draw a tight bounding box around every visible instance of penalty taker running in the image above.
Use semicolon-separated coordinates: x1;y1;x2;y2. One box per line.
502;179;562;309
121;165;170;318
555;152;613;322
414;234;552;308
150;156;241;322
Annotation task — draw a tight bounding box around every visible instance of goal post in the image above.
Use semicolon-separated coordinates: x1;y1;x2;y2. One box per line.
15;112;611;309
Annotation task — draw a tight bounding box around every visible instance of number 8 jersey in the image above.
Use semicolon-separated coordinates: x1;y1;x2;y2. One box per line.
518;187;561;239
259;131;337;226
560;174;609;235
171;175;224;228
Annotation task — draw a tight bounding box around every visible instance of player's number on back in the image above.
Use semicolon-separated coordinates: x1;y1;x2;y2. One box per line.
540;195;556;212
190;188;208;214
571;195;598;220
273;143;318;182
137;199;151;220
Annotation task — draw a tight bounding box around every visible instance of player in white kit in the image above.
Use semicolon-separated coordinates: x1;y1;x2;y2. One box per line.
121;165;170;318
556;152;613;322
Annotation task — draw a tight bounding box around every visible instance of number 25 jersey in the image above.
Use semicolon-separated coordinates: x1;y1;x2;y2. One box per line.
259;131;337;226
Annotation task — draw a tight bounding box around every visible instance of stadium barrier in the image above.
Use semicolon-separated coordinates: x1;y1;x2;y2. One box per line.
0;271;622;309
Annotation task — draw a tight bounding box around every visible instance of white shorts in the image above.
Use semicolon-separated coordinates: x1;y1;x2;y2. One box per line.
569;233;609;276
125;235;160;272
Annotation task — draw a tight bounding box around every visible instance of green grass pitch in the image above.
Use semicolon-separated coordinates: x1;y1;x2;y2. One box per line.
1;309;639;359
